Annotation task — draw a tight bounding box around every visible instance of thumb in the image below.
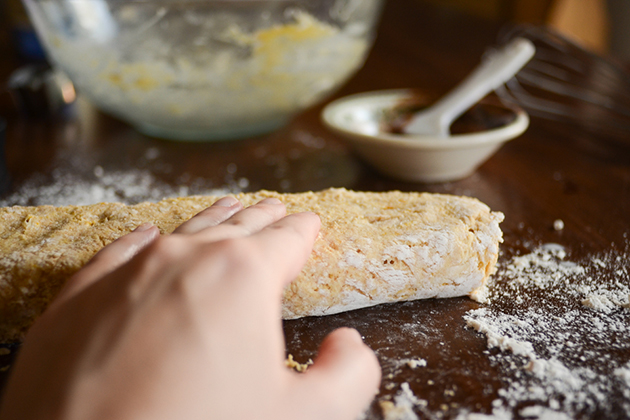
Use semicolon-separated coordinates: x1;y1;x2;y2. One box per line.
291;328;381;420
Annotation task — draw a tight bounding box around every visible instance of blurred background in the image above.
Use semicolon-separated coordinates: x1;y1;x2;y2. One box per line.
1;0;628;118
4;0;629;60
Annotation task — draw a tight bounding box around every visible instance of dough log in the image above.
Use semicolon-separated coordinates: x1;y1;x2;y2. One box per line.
0;188;503;342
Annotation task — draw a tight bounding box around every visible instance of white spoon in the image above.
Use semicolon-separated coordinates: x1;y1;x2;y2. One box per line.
403;37;535;137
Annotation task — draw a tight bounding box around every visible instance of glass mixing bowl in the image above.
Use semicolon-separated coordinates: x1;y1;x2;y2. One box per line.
23;0;384;140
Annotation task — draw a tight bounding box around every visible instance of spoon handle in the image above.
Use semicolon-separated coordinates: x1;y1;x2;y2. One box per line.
404;37;535;136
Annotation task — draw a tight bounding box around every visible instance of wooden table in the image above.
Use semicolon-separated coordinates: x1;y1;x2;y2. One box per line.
1;1;629;418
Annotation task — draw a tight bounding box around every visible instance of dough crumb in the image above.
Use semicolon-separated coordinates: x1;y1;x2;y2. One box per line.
553;219;565;231
406;358;427;368
285;354;313;373
379;383;426;420
581;294;616;313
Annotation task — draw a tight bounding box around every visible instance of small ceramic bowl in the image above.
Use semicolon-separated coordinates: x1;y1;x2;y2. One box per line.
321;89;529;182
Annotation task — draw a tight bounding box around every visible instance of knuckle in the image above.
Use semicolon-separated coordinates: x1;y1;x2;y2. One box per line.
217;237;258;266
216;220;251;237
148;236;186;263
213;237;271;282
225;218;246;229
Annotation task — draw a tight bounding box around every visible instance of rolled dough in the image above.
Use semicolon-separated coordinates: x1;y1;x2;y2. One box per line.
0;188;503;342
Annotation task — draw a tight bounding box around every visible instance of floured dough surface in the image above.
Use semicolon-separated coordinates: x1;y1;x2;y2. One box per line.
0;188;503;342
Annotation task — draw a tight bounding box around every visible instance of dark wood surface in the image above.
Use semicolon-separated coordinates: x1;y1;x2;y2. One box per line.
1;1;630;418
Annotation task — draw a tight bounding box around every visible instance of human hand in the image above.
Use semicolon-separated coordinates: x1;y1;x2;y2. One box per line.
0;197;381;420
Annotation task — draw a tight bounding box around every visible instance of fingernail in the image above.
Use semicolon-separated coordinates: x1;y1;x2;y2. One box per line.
134;223;154;232
260;197;282;205
213;196;239;207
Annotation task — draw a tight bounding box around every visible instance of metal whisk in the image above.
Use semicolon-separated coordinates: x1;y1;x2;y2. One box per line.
494;24;630;142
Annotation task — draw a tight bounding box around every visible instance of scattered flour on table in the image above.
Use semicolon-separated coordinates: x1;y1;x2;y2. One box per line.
0;166;234;207
381;242;630;420
460;243;630;419
380;383;427;420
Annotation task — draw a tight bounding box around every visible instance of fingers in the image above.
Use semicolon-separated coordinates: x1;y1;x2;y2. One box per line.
290;328;381;420
173;196;243;235
56;197;313;307
251;211;321;286
54;224;160;305
182;198;288;243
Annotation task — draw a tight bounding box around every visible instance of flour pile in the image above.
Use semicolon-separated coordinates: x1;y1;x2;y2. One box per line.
379;242;630;420
461;243;630;419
